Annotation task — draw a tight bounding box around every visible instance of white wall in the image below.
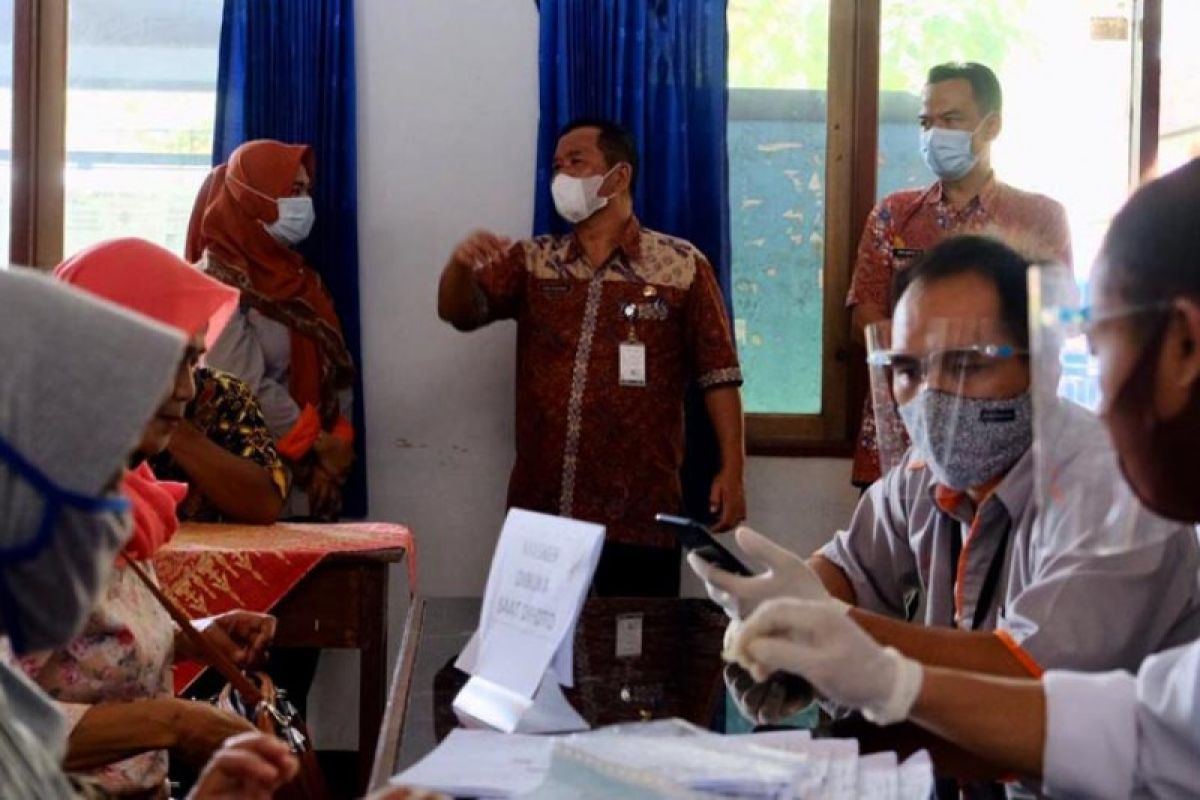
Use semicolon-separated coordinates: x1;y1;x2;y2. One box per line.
357;0;538;600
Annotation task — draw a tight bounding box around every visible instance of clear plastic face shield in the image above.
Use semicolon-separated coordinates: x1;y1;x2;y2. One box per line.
1029;264;1179;553
866;317;1033;491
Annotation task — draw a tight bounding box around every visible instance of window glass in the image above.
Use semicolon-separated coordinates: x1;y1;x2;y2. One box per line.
64;0;222;257
727;0;830;415
1157;0;1200;176
877;0;1135;284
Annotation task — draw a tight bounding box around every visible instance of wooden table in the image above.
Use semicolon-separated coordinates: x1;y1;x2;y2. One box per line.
270;547;408;790
369;596;728;791
155;522;414;794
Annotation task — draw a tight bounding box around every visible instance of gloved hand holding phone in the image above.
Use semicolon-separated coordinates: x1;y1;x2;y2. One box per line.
686;525;846;620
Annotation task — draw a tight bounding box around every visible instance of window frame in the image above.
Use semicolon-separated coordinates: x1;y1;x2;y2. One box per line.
11;0;68;268
742;0;1163;456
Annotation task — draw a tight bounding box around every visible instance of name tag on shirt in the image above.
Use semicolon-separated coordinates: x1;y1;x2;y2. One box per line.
892;247;924;260
539;280;571;295
619;342;647;387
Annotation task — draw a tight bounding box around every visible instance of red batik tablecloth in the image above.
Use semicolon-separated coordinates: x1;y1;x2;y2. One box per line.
154;521;416;692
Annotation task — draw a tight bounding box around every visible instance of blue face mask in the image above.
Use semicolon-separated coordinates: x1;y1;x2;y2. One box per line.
0;434;131;654
920;119;987;181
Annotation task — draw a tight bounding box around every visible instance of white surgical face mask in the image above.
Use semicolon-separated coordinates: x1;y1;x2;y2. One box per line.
227;173;316;246
551;165;620;224
266;196;316;245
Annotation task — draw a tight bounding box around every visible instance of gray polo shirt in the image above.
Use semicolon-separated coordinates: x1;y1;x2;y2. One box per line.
820;399;1200;673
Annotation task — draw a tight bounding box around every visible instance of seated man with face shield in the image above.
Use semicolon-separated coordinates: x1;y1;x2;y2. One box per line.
691;234;1200;732
0;269;298;798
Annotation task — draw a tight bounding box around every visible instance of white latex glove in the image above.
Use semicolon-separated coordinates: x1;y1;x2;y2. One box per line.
687;525;845;620
728;598;924;726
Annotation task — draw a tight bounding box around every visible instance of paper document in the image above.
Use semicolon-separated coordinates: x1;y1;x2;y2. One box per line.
391;729;553;798
560;733;805;797
898;751;934;800
454;509;603;733
857;751;899;800
456;509;603;696
391;719;933;800
522;742;706;799
455;670;588;734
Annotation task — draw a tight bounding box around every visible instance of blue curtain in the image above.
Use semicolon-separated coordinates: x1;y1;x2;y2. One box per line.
534;0;731;306
535;0;732;524
213;0;367;516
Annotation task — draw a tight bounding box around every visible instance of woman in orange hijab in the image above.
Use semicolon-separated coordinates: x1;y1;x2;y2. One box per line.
188;139;355;519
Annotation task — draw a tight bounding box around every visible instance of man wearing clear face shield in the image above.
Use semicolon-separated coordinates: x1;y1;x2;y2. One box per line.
724;159;1200;798
0;269;299;799
691;235;1200;745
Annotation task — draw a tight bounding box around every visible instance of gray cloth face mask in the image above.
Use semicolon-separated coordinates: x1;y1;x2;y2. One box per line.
898;389;1033;491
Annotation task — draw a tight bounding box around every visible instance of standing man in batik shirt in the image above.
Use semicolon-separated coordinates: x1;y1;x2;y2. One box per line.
847;62;1072;487
438;118;746;597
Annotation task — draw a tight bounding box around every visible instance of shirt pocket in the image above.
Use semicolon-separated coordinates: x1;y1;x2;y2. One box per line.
526;278;581;352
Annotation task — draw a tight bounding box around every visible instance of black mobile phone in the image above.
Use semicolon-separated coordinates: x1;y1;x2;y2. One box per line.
654;513;753;576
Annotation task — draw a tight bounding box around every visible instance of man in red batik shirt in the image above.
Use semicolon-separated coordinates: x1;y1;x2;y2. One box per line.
848;62;1072;487
438;118;746;596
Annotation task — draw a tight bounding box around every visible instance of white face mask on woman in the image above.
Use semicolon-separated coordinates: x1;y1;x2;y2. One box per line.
265;196;316;246
551;165;620;224
228;173;316;246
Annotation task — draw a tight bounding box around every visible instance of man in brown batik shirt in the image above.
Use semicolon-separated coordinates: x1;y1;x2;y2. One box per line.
438;118;746;596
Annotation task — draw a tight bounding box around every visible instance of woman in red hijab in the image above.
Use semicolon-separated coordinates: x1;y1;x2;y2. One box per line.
188;139;355;520
16;239;280;796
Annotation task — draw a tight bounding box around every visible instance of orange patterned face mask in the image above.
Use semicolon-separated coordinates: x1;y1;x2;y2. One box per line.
120;463;188;562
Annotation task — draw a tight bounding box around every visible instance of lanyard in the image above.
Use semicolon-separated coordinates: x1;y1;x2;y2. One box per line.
948;524;1010;631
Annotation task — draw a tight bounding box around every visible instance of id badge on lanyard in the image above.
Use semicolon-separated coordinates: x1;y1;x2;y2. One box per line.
619;296;647;388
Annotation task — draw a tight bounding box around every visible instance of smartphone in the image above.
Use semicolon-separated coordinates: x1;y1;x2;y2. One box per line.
654;513;753;576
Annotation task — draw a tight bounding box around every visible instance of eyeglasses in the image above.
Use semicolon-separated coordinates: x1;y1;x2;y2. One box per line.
868;344;1028;401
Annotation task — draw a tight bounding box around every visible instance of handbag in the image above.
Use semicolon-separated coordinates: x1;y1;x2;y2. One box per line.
124;557;331;800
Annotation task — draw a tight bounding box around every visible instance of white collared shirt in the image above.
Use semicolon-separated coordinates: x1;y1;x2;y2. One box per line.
1044;616;1200;798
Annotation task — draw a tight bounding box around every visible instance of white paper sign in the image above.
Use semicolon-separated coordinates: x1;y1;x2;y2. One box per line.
454;509;604;724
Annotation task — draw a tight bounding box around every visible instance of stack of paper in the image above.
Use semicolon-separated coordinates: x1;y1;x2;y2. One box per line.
392;721;935;799
391;730;553;798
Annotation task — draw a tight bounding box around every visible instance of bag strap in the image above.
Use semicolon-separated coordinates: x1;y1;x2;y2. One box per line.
122;556;263;705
